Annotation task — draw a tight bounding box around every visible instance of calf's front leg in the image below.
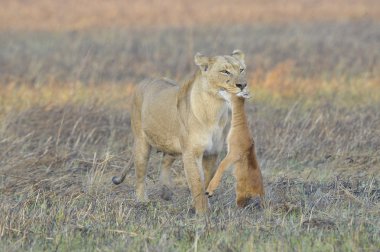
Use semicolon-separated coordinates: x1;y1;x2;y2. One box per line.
206;153;237;197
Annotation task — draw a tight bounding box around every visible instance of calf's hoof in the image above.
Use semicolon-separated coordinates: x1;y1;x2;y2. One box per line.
205;191;214;198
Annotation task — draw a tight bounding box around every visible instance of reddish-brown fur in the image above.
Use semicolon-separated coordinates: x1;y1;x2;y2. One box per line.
206;94;264;207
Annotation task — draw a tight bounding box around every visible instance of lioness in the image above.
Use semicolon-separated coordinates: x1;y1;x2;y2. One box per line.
112;50;247;214
205;92;264;207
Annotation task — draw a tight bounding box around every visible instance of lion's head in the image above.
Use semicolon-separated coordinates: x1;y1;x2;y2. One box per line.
194;50;248;99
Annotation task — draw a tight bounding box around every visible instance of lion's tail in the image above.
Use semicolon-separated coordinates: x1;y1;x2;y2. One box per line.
112;172;127;185
112;156;133;185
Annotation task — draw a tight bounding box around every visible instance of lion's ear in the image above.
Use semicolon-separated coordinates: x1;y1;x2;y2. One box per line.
194;53;210;71
232;49;245;62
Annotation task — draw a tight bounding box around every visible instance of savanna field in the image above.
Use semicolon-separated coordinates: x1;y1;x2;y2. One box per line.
0;0;379;251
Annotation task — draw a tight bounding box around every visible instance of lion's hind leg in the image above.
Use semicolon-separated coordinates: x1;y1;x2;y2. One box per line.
159;154;175;201
203;154;218;188
134;137;151;202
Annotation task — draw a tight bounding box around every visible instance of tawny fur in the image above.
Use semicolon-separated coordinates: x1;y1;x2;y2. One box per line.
206;94;264;207
112;50;248;214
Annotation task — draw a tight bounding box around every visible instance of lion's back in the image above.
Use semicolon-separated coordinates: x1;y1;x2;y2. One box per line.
131;78;182;153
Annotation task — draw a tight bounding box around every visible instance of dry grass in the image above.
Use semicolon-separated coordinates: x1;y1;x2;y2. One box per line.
0;80;379;250
0;2;380;250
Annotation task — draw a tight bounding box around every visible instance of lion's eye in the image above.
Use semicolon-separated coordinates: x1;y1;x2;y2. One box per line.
220;70;231;75
240;68;245;73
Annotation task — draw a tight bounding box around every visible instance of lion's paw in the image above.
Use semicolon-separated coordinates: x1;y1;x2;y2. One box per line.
160;185;173;201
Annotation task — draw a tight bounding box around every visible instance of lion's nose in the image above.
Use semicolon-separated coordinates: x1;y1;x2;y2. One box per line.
236;83;247;90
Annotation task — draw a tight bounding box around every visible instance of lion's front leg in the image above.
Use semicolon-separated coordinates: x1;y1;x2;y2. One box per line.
182;151;208;214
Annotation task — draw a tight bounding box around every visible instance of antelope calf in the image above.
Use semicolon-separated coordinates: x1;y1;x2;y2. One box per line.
206;91;264;207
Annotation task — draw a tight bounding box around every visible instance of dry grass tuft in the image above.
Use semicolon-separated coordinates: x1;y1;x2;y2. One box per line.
0;103;131;196
5;104;130;150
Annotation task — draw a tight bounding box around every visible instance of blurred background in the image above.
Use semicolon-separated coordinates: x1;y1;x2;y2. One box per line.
1;0;379;87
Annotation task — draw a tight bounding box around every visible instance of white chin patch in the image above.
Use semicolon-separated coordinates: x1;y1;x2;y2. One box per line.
237;89;250;99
